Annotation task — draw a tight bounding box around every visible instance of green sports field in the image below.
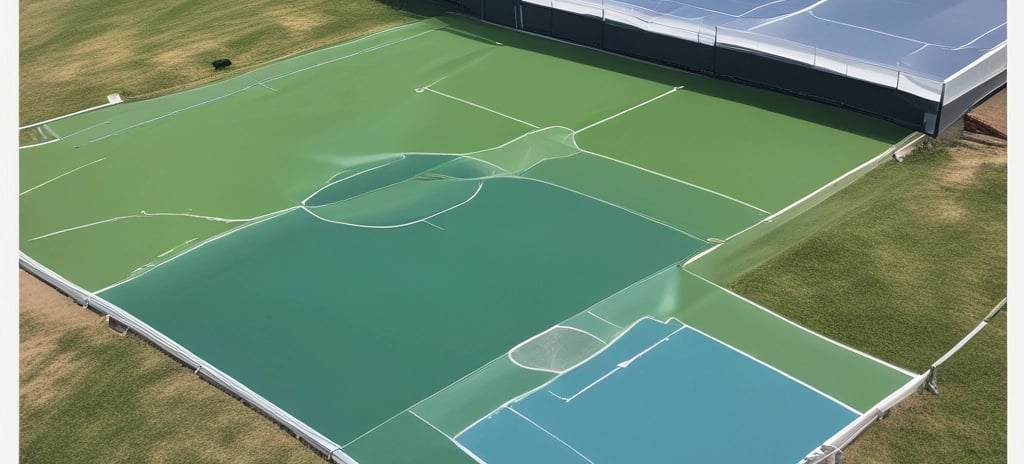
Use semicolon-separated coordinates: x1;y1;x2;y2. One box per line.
21;14;920;464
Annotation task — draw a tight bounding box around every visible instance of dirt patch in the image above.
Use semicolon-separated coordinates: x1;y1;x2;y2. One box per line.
267;8;332;34
19;271;99;327
966;88;1006;135
935;140;1007;187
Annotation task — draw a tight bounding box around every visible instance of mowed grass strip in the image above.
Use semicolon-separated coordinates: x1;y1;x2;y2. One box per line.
19;271;326;464
731;139;1007;463
19;0;439;125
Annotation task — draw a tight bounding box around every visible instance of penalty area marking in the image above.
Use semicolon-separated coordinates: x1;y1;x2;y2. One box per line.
551;324;684;403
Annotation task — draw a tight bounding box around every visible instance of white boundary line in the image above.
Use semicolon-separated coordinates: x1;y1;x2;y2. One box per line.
678;322;862;415
301;156;406;205
575;86;681;134
505;406;595;464
20;158;106;196
680;268;918;377
556;324;684;403
764;132;926;224
87;85;258;143
14;21;429;133
94;206;299;294
748;0;831;31
19;100;120;131
59;120;111;139
88;28;437;144
517;176;707;242
263;29;437;85
28;209;263;242
578;148;771;214
454;316;665;439
681;131;927;247
407;410;487;464
420;86;539;128
19;138;63;149
682;242;723;266
584;310;624;330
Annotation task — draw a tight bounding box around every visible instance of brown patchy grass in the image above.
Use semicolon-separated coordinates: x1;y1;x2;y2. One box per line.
19;271;326;464
19;0;421;125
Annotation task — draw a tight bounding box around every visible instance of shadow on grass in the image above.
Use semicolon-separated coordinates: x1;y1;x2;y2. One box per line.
382;8;910;144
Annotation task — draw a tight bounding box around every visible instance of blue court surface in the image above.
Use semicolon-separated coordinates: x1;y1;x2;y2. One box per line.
457;318;859;463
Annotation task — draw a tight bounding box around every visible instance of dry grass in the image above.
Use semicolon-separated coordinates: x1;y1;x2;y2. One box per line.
19;0;421;125
731;138;1007;462
19;271;327;463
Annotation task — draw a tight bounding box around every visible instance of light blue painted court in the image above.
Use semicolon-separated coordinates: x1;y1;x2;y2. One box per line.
457;318;860;463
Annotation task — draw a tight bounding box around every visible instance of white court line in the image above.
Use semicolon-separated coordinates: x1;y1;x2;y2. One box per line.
508;325;608;374
559;367;621;402
29;210;259;242
470;124;766;215
579;148;771;214
749;0;830;31
300;181;483;229
455;316;665;439
60;121;111;139
423;220;445;230
250;77;277;92
20;158;106;196
679;268;918;377
806;11;1005;51
558;325;684;403
585;310;624;330
301;156;405;205
806;11;937;47
518;176;707;242
955;23;1006;50
90;28;436;144
89;85;256;143
19;100;119;131
508;325;606;359
506;406;595;464
263;29;436;85
682;242;723;266
420;86;539;128
703;132;926;244
575;86;681;134
677;322;862;415
408;170;706;242
93;206;299;295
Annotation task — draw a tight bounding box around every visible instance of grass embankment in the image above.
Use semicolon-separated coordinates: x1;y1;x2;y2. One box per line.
19;0;436;126
731;139;1007;463
19;272;326;464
